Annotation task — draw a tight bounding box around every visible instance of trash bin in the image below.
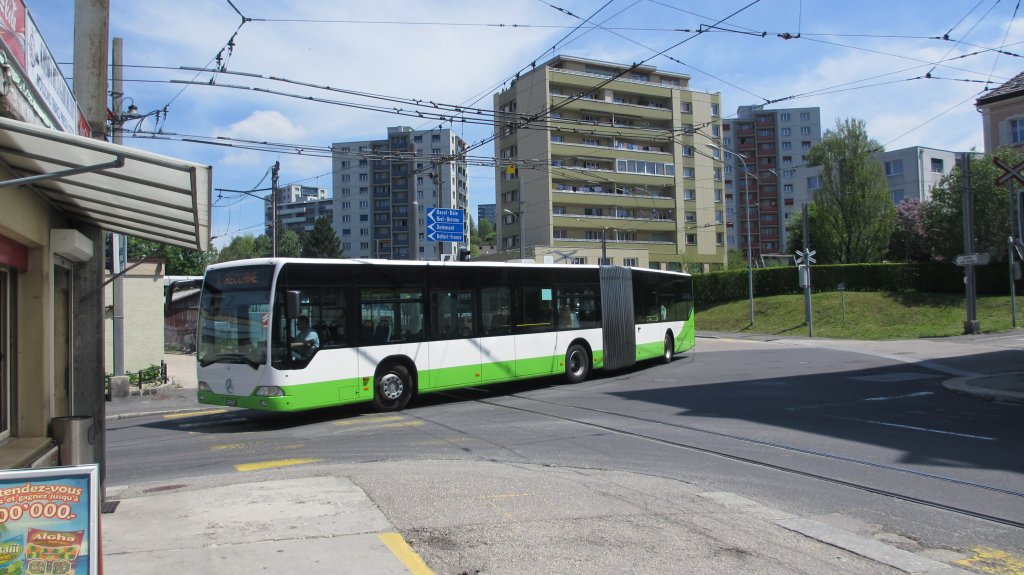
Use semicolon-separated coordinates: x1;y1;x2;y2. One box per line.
51;416;94;466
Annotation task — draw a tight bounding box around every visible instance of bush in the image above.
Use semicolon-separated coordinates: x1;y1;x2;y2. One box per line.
694;262;1016;307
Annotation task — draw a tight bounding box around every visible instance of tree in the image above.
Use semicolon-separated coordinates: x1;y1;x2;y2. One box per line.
253;234;272;258
278;229;302;258
922;148;1023;263
887;199;931;262
806;118;894;263
126;236;215;275
478;218;496;244
300;216;342;258
217;234;260;262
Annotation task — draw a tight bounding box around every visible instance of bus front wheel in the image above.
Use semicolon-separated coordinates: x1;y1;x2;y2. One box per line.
662;332;675;364
564;344;590;384
374;363;413;411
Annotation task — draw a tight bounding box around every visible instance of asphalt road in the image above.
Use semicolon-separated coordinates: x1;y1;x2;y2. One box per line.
105;335;1024;572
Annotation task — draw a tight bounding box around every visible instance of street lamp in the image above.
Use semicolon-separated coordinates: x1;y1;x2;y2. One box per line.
708;143;754;325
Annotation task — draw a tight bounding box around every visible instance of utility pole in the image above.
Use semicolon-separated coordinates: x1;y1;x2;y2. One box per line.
271;161;280;257
961;153;979;334
110;37;125;377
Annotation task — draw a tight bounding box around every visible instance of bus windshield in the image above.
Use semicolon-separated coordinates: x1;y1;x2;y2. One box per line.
198;266;274;368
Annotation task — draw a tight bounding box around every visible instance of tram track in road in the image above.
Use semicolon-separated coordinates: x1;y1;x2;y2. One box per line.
438;388;1024;531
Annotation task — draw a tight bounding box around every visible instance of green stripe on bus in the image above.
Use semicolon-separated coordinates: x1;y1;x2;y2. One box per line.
198;350;606;411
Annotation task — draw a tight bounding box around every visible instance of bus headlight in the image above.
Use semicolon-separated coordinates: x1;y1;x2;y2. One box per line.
198;381;211;392
254;386;285;397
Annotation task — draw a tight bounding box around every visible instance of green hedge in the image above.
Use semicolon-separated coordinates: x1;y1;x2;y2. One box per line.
694;262;1017;307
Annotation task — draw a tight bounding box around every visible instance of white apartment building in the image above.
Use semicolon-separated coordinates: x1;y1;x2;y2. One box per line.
875;146;956;204
331;127;469;260
265;183;333;237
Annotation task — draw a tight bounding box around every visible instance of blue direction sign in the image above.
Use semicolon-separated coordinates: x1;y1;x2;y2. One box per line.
426;208;465;242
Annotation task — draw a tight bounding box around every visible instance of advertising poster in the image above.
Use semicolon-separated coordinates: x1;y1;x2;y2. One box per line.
0;464;99;574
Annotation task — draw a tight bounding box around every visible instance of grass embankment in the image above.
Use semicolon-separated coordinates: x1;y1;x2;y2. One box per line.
696;291;1020;339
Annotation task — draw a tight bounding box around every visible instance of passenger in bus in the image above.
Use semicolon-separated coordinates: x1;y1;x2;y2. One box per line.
558;304;579;329
291;315;320;359
373;317;392;343
489;306;510;334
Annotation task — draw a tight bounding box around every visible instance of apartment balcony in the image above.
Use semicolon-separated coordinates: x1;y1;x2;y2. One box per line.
550;94;674;123
552;186;676;207
553;213;677;232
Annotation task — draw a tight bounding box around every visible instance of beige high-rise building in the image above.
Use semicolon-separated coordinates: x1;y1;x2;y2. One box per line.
493;56;725;271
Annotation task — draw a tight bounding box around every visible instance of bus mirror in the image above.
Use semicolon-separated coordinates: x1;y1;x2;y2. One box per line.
286;290;301;320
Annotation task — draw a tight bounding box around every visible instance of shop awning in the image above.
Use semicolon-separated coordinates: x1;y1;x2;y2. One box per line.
0;116;211;251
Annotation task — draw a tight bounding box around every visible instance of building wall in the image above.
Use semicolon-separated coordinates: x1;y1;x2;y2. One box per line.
980;96;1024;153
104;261;165;375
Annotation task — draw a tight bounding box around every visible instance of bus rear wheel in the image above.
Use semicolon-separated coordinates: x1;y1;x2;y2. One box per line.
662;332;675;364
564;343;590;384
373;363;413;411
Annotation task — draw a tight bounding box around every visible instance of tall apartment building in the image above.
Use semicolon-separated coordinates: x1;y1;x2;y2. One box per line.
493;55;725;270
722;106;822;258
478;203;497;228
331;126;469;260
265;183;333;236
875;146;956;203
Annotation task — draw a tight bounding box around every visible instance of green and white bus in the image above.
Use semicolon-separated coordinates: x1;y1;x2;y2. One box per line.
195;258;694;412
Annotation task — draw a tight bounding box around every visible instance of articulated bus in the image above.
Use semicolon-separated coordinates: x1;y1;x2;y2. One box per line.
195;258;694;412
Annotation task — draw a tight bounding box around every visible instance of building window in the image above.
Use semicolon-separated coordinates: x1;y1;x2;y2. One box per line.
714;189;723;202
716;232;724;245
780;113;790;122
684;189;696;200
624;258;638;267
685;234;697;245
781;128;791;136
570;257;587;265
931;158;944;173
892;189;905;203
713;168;722;181
781;141;792;150
683;167;695;179
553;229;567;239
715;211;723;224
711;103;720;116
783;184;794;193
711;124;720;137
800;127;811;135
552;206;567;215
680;101;692;113
685;211;697;223
885;159;904;176
359;173;368;181
802;141;812;150
800;112;811;121
806;176;821;189
1012;119;1024;145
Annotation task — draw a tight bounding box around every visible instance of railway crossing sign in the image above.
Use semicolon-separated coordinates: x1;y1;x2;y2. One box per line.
795;249;816;265
994;156;1024;187
426;208;465;242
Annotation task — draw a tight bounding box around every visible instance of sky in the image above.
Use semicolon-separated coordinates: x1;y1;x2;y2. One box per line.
28;0;1024;250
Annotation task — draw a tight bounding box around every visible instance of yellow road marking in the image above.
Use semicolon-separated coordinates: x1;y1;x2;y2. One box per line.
410;437;473;446
163;409;227;419
234;458;322;472
209;443;245;451
378;532;434;575
379;421;423;429
480;492;531;520
333;416;404;426
955;547;1024;574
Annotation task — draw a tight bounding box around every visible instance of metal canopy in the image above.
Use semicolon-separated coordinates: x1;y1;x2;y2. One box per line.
0;116;211;251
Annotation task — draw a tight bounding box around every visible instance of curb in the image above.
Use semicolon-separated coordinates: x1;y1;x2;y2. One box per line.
943;375;1024;405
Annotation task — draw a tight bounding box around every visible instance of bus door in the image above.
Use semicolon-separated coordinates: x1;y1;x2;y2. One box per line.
425;271;481;389
513;281;558;377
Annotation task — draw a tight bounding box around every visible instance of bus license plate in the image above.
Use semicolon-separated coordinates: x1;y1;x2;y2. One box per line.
226;399;237;407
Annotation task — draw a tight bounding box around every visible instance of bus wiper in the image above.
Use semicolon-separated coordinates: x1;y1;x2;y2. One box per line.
199;353;261;369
